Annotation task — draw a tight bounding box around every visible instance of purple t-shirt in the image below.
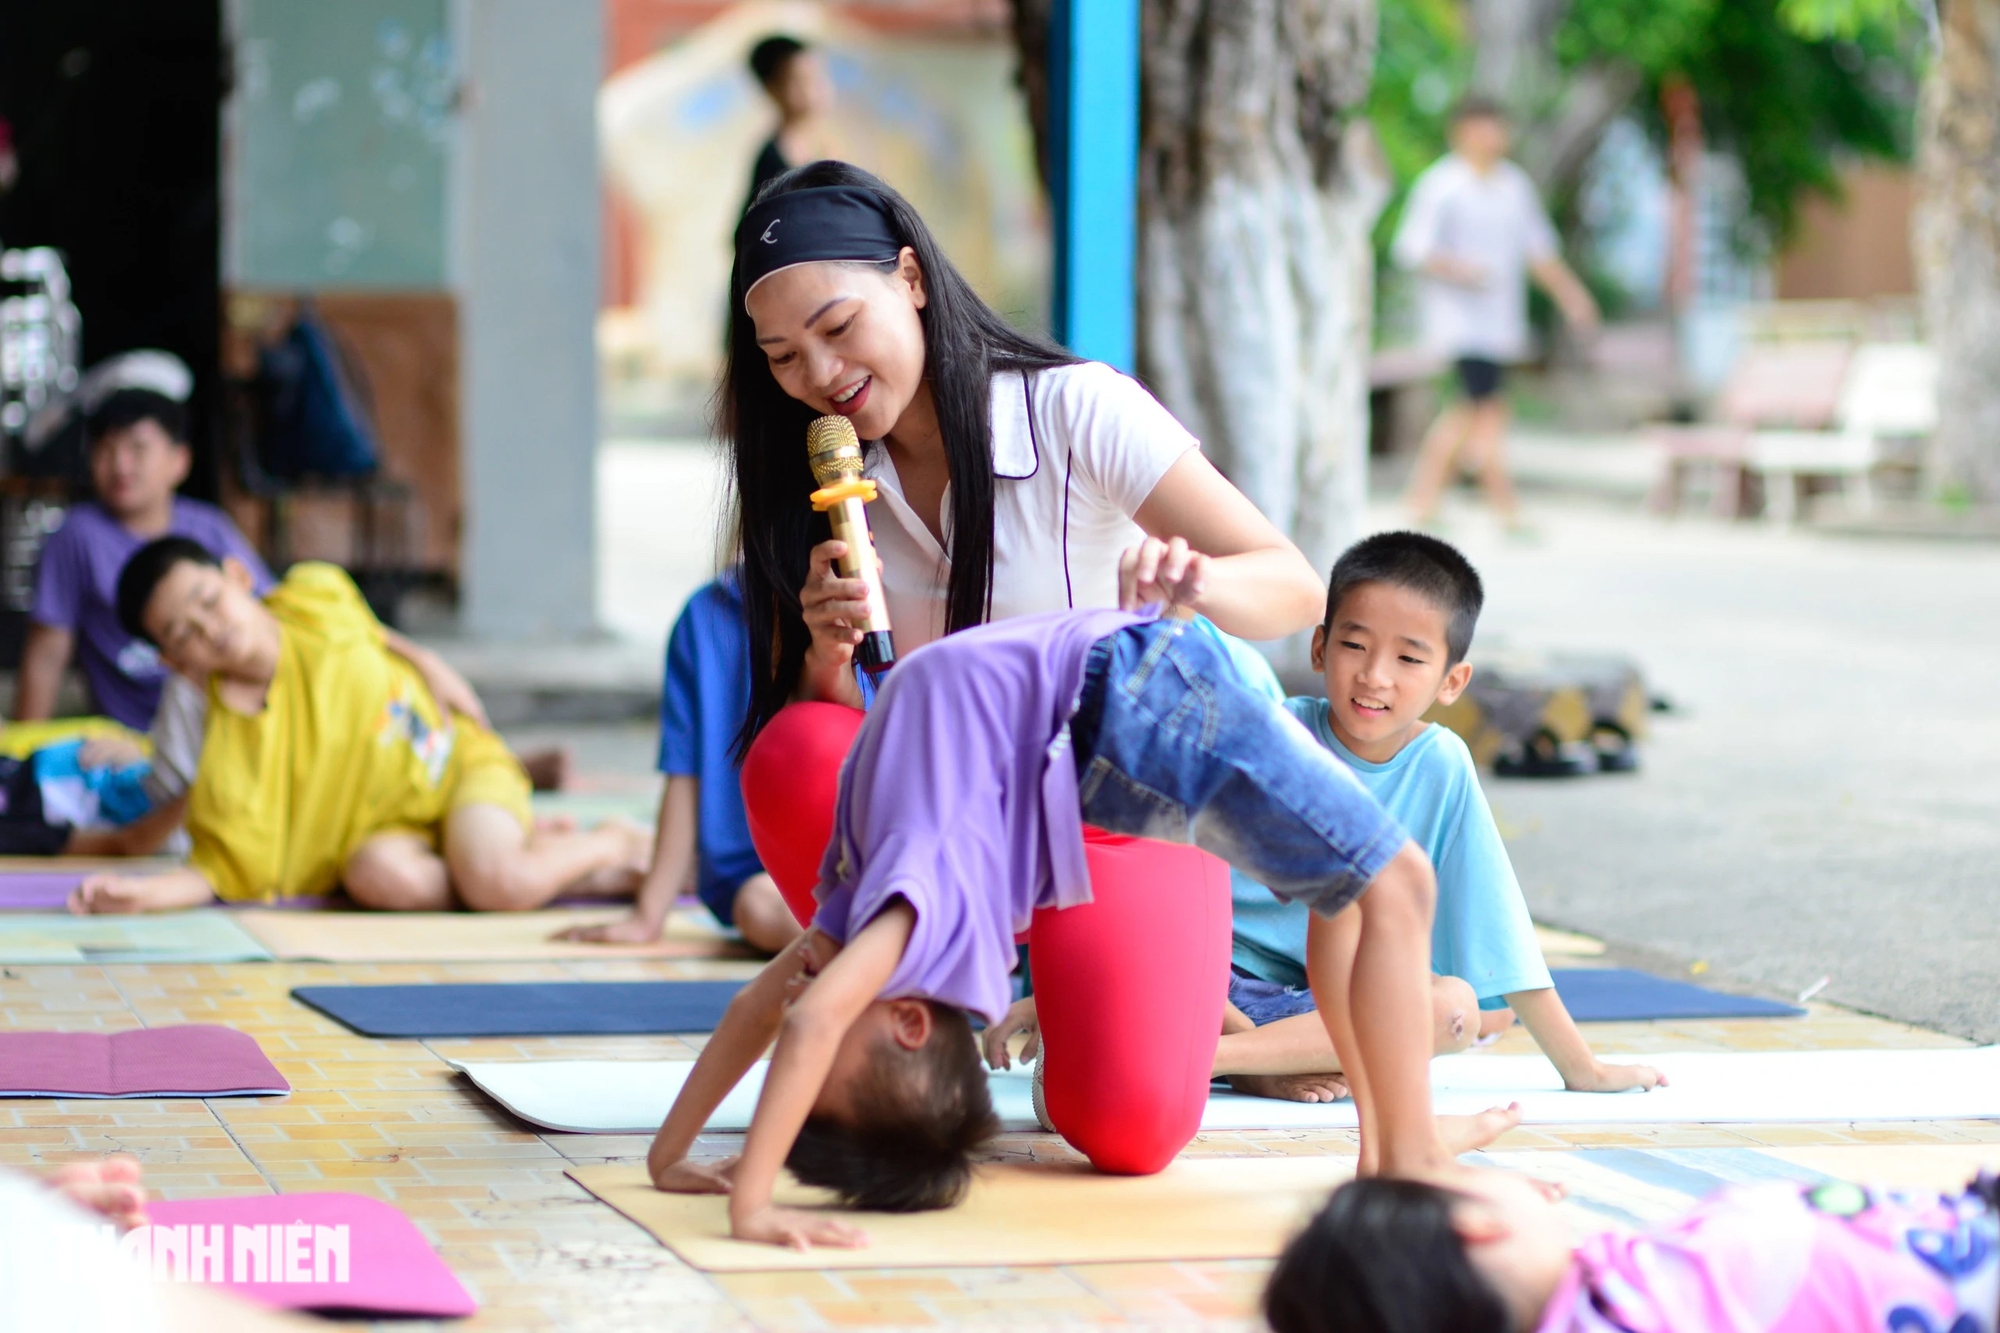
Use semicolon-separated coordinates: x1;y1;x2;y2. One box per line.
30;499;273;730
813;607;1149;1025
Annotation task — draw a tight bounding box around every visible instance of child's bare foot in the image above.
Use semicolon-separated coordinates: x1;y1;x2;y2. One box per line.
1438;1102;1523;1155
559;818;653;898
1227;1071;1351;1103
519;746;571;792
601;816;653;873
535;813;579;835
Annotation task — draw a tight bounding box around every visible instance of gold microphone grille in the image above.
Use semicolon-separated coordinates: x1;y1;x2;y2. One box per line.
806;414;864;487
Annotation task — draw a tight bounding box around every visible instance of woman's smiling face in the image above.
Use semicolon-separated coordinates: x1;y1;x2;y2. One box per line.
745;250;928;442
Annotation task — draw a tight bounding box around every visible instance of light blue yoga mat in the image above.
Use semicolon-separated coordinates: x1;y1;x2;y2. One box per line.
0;912;273;964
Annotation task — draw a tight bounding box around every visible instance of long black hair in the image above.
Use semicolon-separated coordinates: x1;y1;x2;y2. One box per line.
1263;1178;1511;1333
722;160;1078;754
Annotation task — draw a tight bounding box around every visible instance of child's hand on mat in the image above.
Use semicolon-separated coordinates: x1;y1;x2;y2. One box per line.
982;996;1040;1070
1120;536;1209;617
47;1154;148;1229
68;873;212;915
652;1156;737;1195
554;913;662;945
1563;1060;1665;1094
733;1203;867;1252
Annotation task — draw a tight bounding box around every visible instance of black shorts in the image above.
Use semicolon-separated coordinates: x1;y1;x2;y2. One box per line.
1454;357;1505;402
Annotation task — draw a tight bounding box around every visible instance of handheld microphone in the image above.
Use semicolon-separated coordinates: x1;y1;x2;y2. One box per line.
806;414;896;679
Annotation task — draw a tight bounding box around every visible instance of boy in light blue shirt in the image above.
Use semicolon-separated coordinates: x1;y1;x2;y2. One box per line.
1220;532;1661;1100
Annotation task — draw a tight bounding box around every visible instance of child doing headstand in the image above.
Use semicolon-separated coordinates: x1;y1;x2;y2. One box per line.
1266;1168;1999;1333
647;579;1476;1250
67;538;649;912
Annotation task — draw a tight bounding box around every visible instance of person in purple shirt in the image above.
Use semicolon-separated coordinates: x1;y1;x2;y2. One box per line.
644;548;1470;1252
16;389;272;730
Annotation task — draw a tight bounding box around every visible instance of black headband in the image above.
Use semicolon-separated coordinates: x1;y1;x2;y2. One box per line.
737;185;904;301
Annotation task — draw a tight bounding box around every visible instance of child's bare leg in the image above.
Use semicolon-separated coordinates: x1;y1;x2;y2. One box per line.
1307;902;1381;1169
1221;974;1485;1104
1219;1013;1351;1103
732;873;802;954
1403;402;1473;521
343;831;453;910
1466;397;1519;523
1338;843;1452;1177
444;804;650;912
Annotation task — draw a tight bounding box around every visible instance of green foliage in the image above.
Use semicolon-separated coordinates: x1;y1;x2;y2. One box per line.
1777;0;1912;41
1562;0;1922;247
1552;0;1718;83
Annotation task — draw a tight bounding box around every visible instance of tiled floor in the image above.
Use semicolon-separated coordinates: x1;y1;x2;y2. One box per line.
2;938;1992;1330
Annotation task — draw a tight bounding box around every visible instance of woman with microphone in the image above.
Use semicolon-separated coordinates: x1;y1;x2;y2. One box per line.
729;162;1322;761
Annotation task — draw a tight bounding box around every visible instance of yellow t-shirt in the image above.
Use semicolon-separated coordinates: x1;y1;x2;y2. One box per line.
187;563;500;903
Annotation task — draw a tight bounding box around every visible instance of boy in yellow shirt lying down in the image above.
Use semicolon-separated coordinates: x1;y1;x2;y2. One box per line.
67;537;650;913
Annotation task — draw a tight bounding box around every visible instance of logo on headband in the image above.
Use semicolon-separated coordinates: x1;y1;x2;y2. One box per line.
760;218;781;244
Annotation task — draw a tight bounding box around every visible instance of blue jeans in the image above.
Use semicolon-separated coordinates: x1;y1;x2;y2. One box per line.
1227;970;1321;1026
1069;618;1409;918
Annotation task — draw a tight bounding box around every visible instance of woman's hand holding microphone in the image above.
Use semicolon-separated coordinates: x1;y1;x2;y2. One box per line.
797;539;879;706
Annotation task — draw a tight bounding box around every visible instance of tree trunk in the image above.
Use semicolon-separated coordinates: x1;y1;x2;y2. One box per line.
1914;0;2000;503
1010;1;1386;663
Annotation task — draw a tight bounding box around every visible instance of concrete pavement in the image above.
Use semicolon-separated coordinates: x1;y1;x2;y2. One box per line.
1445;501;2000;1043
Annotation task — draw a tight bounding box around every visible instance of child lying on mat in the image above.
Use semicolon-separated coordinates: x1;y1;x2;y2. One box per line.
65;538;649;913
648;570;1484;1250
985;534;1659;1104
1266;1169;2000;1333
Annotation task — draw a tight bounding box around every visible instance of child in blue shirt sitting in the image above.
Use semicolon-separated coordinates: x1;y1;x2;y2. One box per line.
1221;532;1661;1099
559;569;799;953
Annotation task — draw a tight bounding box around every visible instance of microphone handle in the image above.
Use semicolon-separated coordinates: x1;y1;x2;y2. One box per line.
827;495;896;675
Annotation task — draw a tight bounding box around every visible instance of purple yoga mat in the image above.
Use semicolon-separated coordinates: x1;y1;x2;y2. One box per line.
145;1192;477;1317
0;872;83;910
0;1024;289;1097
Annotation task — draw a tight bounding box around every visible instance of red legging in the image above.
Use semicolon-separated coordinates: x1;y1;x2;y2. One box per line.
739;701;1231;1175
739;701;867;928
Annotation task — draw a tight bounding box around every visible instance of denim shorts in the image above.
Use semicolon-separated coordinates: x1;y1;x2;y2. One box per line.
1227;970;1321;1027
1069;618;1409;918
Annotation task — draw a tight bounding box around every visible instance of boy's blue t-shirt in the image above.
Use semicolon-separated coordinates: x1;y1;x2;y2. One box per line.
1230;698;1552;1008
658;573;764;920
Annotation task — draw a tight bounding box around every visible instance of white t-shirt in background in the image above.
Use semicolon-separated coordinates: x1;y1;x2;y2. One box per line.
861;361;1198;653
1391;154;1559;363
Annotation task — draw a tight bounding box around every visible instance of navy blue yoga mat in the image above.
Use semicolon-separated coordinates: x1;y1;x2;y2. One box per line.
1552;968;1805;1021
291;981;746;1037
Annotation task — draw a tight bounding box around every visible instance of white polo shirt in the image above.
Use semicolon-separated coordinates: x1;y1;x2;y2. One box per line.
1391;154;1558;362
861;361;1197;653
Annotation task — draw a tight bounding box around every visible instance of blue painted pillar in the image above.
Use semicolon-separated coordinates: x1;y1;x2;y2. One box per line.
1047;0;1140;372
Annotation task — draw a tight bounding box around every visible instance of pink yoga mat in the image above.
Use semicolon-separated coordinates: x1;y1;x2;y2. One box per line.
0;1024;289;1097
145;1192;477;1317
0;872;82;910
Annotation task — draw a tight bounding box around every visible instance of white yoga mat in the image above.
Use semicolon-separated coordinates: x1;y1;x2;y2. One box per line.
456;1045;2000;1136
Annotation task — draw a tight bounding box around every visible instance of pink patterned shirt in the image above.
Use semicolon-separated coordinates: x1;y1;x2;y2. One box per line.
1537;1182;1998;1333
